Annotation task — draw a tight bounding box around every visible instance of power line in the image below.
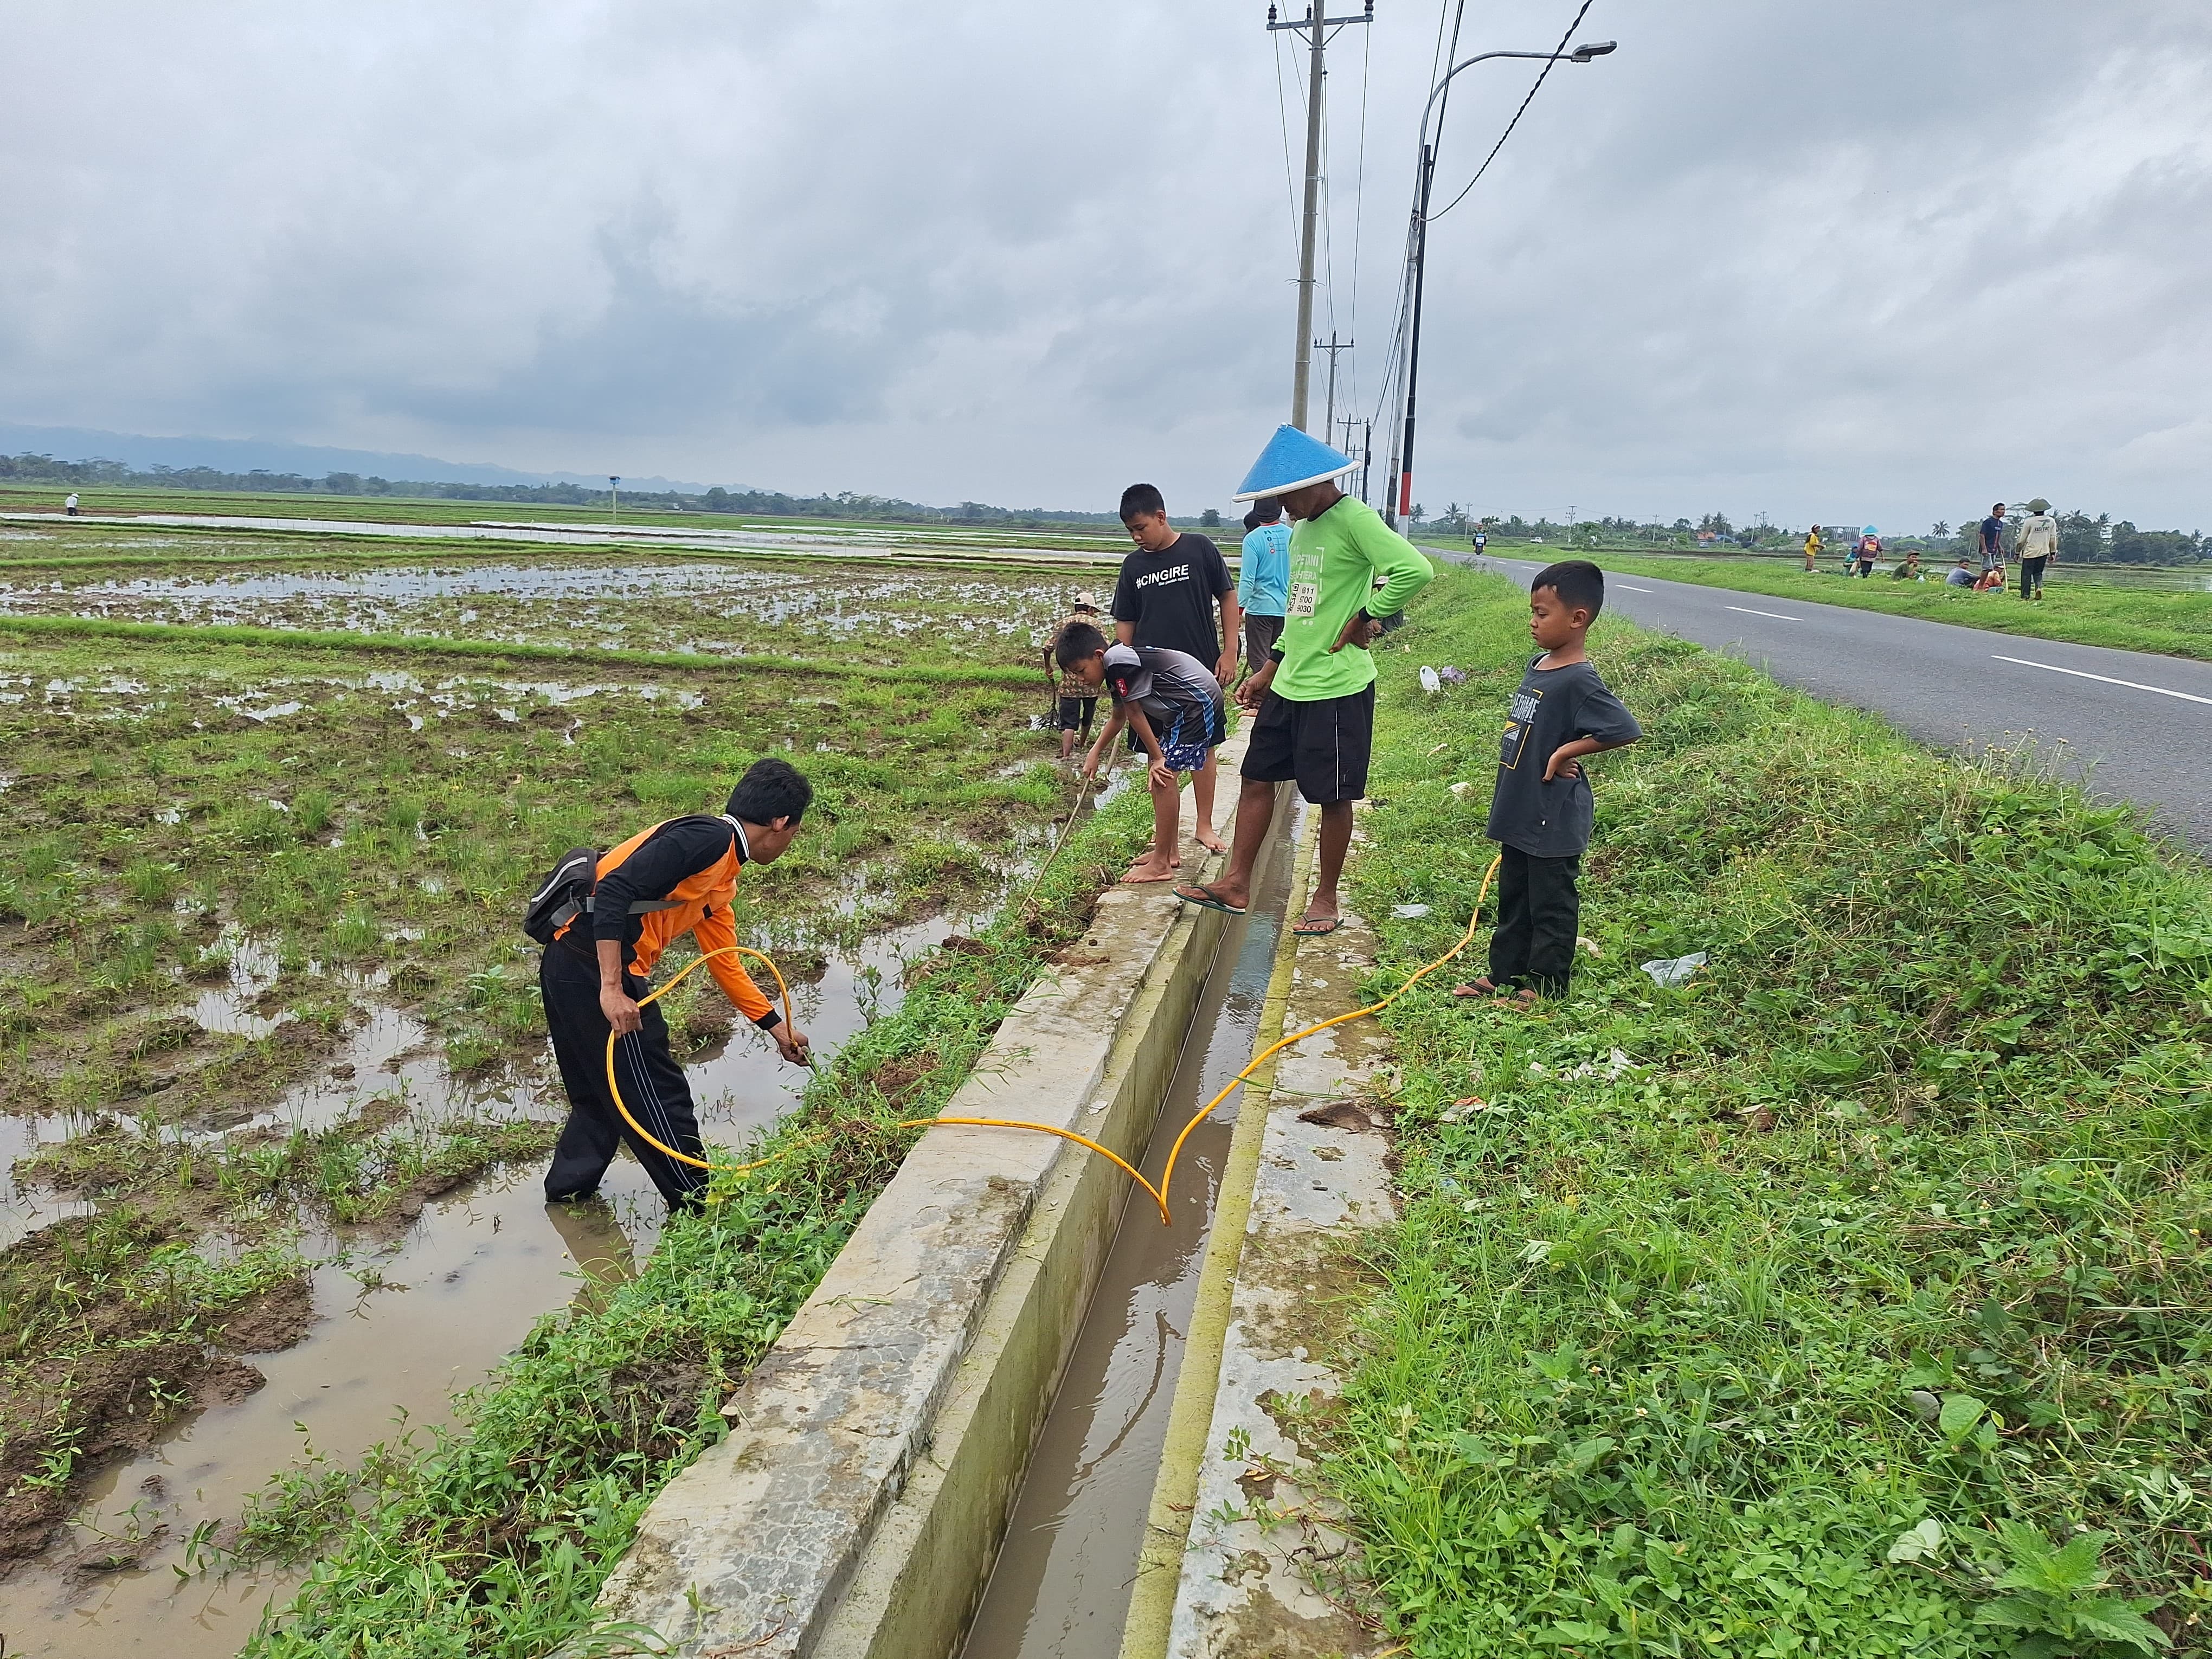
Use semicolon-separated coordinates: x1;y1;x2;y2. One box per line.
1345;22;1372;419
1272;29;1303;261
1426;0;1594;223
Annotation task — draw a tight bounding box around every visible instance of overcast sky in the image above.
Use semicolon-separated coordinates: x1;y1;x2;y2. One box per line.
5;1;2209;530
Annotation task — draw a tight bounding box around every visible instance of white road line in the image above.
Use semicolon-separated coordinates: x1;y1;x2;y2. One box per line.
1725;605;1800;622
1991;654;2212;708
1616;583;1655;593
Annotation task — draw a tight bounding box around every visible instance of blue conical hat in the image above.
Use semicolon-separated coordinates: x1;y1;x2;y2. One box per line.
1231;425;1355;501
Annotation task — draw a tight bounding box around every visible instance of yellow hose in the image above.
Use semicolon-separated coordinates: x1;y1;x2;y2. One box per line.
599;856;1501;1227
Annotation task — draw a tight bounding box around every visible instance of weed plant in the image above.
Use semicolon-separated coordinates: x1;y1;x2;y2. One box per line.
1324;570;2212;1655
239;781;1152;1657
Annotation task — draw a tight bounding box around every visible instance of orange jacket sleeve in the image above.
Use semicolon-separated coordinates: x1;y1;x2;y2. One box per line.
692;901;779;1027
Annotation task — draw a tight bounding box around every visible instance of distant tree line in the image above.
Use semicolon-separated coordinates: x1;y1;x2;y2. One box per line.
0;452;1123;526
1412;501;2204;563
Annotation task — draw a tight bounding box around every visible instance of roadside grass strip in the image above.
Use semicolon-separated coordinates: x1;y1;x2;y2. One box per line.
1327;569;2212;1656
236;783;1152;1657
1574;550;2212;666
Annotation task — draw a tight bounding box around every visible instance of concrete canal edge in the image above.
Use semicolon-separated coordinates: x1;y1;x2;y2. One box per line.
1122;819;1401;1659
569;754;1290;1659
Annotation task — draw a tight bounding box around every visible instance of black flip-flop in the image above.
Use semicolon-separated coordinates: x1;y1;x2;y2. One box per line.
1292;916;1343;936
1175;883;1246;916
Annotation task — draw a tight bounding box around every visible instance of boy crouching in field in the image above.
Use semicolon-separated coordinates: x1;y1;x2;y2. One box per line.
1454;560;1641;1007
1058;619;1226;884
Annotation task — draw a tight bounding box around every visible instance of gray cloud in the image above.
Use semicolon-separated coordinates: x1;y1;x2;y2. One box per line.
3;0;2207;526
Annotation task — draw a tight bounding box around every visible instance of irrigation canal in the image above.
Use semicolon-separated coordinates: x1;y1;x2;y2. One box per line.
960;805;1300;1659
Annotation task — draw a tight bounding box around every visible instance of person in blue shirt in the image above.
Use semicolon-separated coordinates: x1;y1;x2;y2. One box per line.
1237;497;1291;683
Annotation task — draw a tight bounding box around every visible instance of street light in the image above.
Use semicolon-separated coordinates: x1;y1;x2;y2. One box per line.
609;475;621;525
1384;42;1618;528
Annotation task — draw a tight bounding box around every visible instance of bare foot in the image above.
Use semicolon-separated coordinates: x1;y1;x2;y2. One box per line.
1122;856;1176;884
1194;829;1226;854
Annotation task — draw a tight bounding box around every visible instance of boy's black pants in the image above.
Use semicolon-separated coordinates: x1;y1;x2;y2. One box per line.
1487;845;1581;998
539;944;710;1211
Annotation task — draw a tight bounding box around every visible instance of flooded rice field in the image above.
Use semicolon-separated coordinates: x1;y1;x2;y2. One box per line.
0;541;1121;1654
0;541;1095;664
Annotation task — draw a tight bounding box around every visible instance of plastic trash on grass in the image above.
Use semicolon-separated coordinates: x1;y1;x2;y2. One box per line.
1640;951;1708;988
1419;666;1442;693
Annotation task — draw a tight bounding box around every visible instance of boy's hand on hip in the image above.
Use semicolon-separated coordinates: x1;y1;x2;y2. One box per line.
775;1026;812;1066
1328;615;1381;654
600;985;644;1036
1542;748;1583;783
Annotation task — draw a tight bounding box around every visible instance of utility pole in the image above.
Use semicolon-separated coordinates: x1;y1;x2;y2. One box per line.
1267;1;1372;432
1315;332;1355;442
609;476;621;524
1358;418;1373;504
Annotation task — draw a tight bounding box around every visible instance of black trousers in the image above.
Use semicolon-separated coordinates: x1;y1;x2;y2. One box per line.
1487;845;1581;998
2019;555;2048;597
539;944;709;1211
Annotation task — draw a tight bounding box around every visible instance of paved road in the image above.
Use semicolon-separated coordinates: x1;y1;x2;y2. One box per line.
1443;551;2212;852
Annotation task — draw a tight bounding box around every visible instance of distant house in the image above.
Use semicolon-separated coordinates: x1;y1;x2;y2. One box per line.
1695;530;1721;545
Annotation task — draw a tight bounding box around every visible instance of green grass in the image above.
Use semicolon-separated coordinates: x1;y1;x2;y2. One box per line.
1549;548;2212;665
1320;569;2212;1656
236;782;1151;1657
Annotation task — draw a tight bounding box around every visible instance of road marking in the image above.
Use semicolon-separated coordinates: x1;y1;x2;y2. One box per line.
1991;654;2212;708
1616;583;1655;593
1725;605;1799;622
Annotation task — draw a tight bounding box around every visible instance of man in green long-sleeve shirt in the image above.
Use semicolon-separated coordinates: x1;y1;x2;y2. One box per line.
1175;471;1431;934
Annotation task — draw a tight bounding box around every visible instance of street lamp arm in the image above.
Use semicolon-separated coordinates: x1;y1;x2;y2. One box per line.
1417;50;1568;149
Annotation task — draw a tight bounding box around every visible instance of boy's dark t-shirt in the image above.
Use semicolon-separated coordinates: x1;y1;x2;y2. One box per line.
1112;534;1231;668
1486;655;1641;858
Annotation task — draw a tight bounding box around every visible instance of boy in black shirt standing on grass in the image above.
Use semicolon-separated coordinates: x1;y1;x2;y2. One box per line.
1113;483;1239;856
1454;561;1641;1007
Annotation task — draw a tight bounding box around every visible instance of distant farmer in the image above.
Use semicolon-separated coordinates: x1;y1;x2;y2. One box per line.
1979;503;2008;580
1891;548;1923;580
1855;529;1880;577
1946;557;1977;588
537;758;815;1212
63;493;79;517
2016;498;2059;601
1238;498;1291;681
1114;483;1240;857
1802;524;1821;572
1043;590;1105;762
1174;426;1432;936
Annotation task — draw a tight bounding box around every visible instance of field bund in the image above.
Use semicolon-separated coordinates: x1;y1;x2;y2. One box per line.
576;761;1288;1659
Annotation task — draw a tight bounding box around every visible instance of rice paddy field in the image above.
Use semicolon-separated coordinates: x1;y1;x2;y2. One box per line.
0;510;1147;1655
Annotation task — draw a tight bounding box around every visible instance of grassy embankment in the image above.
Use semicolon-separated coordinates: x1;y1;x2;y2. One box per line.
0;561;1097;1577
1321;568;2211;1655
235;785;1151;1658
1465;542;2212;665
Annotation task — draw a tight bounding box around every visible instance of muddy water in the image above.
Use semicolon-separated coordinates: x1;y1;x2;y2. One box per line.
0;915;963;1657
960;805;1301;1659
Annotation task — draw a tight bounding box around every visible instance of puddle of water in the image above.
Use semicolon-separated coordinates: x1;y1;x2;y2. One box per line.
960;804;1302;1659
0;906;961;1651
0;1112;98;1250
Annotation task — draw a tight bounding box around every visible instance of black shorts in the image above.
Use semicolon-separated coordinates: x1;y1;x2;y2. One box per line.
1055;696;1096;732
1240;683;1374;804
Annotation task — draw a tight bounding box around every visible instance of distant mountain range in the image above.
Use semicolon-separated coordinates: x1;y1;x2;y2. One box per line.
0;422;713;494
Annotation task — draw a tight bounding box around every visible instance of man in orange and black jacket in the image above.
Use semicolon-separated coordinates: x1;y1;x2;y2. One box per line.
542;757;815;1211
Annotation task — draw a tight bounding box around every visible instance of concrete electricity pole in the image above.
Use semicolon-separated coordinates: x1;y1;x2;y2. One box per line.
1267;1;1372;432
1316;331;1355;442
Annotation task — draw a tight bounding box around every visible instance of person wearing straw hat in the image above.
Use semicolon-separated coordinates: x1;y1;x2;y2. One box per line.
1175;426;1432;936
2016;499;2058;601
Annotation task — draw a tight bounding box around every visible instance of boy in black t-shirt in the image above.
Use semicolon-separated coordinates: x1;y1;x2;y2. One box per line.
1453;561;1641;1006
1112;483;1240;856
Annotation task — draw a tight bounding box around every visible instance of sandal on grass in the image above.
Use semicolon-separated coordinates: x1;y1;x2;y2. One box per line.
1451;977;1501;999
